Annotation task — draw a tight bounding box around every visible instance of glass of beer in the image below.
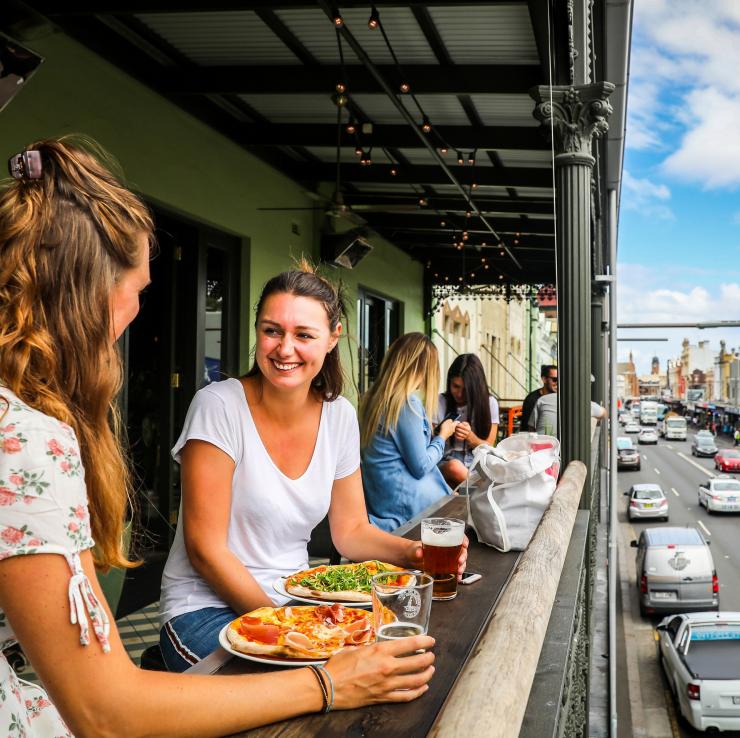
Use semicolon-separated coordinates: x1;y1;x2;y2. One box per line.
371;571;433;643
422;517;465;600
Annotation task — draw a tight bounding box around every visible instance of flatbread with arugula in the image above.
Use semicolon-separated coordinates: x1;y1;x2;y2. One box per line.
284;560;409;603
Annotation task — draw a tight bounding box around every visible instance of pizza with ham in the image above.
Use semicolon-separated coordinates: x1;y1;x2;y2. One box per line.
284;560;409;603
225;603;392;660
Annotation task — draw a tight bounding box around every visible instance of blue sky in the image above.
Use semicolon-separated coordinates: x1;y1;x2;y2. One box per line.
617;0;740;374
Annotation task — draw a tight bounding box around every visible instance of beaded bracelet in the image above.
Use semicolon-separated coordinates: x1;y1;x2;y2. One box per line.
307;665;329;713
315;664;335;713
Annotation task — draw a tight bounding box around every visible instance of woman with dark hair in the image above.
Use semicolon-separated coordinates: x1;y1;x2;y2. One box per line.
0;139;435;736
159;263;467;672
437;354;500;488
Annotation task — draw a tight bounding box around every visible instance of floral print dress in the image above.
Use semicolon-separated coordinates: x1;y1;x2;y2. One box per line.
0;388;111;737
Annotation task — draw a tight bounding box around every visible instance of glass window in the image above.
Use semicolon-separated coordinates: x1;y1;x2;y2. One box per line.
204;246;226;385
357;289;400;394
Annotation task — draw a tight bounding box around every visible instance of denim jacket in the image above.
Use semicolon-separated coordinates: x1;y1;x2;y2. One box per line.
361;395;451;532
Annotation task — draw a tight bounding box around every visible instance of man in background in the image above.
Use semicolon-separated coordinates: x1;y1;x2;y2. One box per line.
520;365;558;431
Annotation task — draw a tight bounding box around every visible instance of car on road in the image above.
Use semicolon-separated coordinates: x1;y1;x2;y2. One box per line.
657;611;740;732
631;527;718;616
692;434;719;457
619;412;631;425
638;428;658;445
617;437;641;471
625;421;641;434
698;477;740;513
625;484;668;521
715;448;740;473
696;429;715;440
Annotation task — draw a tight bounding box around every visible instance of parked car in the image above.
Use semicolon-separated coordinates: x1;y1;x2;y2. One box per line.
625;421;641;434
657;612;740;732
698;477;740;513
617;437;641;471
692;434;718;457
638;428;658;445
715;448;740;473
631;527;718;616
625;484;668;521
619;412;631;425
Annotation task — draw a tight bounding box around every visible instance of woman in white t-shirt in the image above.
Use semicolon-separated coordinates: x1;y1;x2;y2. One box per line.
159;264;468;671
436;354;500;488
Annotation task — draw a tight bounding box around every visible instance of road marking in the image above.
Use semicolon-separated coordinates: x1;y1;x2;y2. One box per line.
654;468;661;475
676;452;716;478
642;454;647;460
670;487;679;497
697;520;712;536
663;688;682;738
665;444;673;449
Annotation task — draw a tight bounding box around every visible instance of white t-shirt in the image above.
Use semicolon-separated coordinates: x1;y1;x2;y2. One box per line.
529;392;604;436
436;393;500;455
159;378;360;626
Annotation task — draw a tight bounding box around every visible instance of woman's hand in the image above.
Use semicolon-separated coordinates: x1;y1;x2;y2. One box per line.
453;421;472;441
406;535;469;580
324;636;436;708
437;419;458;441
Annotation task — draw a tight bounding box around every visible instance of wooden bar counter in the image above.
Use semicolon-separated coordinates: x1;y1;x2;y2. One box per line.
216;495;520;737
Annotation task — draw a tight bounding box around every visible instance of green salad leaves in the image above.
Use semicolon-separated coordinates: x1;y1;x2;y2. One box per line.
292;561;392;593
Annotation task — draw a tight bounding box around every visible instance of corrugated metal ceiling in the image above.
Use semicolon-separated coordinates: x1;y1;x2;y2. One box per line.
136;12;300;66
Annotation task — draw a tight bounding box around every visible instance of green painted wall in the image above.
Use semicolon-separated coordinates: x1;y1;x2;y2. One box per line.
0;26;424;399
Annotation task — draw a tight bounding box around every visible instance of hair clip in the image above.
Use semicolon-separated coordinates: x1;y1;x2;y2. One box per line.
8;150;42;180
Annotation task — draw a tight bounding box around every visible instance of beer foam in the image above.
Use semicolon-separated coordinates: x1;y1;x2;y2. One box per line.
421;528;463;547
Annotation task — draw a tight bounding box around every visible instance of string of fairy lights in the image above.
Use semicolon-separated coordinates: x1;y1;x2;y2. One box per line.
431;284;556;313
327;4;521;286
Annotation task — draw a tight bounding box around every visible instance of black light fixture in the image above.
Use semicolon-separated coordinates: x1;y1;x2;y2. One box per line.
365;148;373;165
466;210;472;218
346;121;356;135
471;182;479;190
419;197;428;206
439;146;448;155
400;82;410;94
440;220;446;227
368;6;380;30
468;150;476;165
421;117;432;134
390;167;398;176
354;145;363;157
457;151;464;165
335;82;346;94
332;7;344;26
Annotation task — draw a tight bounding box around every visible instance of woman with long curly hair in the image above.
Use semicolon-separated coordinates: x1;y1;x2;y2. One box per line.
0;137;437;736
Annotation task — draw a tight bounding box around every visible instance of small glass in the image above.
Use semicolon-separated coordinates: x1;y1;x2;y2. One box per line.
371;570;433;642
421;517;465;600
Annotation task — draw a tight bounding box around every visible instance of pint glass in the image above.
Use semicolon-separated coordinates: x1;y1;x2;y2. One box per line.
421;517;465;601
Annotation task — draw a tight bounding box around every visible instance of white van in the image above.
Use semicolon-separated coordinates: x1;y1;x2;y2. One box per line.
631;527;718;617
660;416;687;440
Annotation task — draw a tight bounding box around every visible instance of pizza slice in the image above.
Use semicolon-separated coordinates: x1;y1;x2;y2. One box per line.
225;604;390;660
285;560;409;603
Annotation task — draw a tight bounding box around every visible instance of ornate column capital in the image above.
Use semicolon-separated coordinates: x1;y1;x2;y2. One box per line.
530;82;615;162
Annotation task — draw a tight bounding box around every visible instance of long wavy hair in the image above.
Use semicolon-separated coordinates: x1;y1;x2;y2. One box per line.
246;258;347;400
442;353;492;439
359;332;439;448
0;136;153;571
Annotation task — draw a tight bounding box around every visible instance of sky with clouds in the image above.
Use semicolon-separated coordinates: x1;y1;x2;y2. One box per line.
618;0;740;375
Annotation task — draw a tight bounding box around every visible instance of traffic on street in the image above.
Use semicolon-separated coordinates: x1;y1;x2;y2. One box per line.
619;415;740;736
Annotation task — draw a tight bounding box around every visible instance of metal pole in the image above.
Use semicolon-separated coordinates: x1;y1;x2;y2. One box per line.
607;188;618;738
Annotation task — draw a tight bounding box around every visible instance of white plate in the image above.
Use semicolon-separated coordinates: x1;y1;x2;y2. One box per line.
272;576;372;608
217;624;327;667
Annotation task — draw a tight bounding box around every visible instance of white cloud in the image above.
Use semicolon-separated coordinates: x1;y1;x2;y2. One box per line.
621;170;674;219
617;263;740;373
628;1;740;187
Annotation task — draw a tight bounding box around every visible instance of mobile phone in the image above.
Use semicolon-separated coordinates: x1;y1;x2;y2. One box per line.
460;571;481;585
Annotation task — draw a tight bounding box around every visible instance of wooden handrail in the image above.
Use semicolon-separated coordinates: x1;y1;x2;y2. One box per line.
428;460;588;738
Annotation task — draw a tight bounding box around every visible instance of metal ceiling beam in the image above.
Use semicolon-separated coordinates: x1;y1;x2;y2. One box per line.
37;1;522;13
364;212;553;234
163;65;540;95
310;164;551;188
317;0;523;271
233;123;548;150
342;194;554;214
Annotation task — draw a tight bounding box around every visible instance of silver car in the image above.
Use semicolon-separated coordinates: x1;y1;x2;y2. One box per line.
638;428;658;445
625;484;668;521
631;527;719;616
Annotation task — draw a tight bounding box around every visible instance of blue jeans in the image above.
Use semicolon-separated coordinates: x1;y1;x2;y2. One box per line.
160;606;238;672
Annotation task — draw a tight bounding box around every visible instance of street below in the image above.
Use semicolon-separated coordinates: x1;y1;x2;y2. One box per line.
619;430;740;737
